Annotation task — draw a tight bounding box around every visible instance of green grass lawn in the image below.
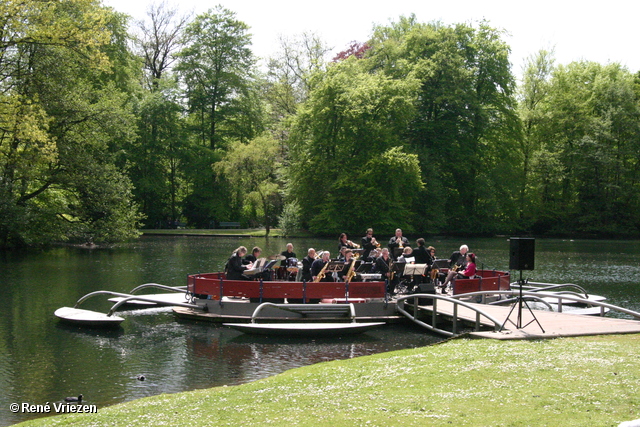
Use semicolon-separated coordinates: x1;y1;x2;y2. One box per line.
17;334;640;426
141;228;284;237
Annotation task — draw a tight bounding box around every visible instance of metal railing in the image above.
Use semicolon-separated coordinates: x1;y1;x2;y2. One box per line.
395;294;504;337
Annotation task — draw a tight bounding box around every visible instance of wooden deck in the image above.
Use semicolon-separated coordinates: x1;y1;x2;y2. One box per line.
415;300;640;340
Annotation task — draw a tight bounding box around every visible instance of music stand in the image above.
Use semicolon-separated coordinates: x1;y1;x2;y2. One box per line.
356;262;373;273
404;264;428;276
325;261;346;273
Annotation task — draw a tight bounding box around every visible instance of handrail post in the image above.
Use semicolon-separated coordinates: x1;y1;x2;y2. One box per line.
453;303;458;335
219;277;224;307
432;298;438;327
413;296;418;319
303;280;306;304
259;278;264;304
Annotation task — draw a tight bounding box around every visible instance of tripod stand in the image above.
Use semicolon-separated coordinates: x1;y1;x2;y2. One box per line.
499;270;545;333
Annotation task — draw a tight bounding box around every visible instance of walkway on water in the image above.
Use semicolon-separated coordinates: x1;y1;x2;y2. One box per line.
405;299;640;340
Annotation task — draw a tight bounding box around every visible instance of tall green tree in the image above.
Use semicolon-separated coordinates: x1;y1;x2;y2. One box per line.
530;62;640;235
216;134;282;234
0;0;141;247
367;18;520;234
287;57;423;235
174;6;263;227
130;2;189;228
175;6;257;149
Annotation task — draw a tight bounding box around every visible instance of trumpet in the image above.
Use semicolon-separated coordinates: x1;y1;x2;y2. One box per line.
347;240;360;249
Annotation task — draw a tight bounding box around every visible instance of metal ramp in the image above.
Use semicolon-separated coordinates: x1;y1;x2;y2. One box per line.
223;303;386;336
55;284;198;328
396;292;640;340
250;303;357;322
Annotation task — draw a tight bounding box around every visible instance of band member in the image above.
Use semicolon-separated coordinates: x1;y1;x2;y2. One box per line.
226;246;253;280
373;248;391;279
388;228;409;259
244;246;261;263
338;249;356;281
426;246;437;267
301;248;316;282
396;247;414;263
311;251;333;282
442;252;477;290
338;233;357;252
449;244;469;269
361;228;379;260
280;243;296;266
412;238;430;264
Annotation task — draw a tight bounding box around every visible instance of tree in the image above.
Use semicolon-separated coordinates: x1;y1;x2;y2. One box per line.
176;6;256;149
367;18;520;234
135;1;190;90
129;2;189;228
216;134;283;234
287;57;423;234
0;0;141;247
530;62;640;235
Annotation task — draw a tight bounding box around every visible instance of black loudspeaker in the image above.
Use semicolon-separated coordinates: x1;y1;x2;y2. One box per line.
509;237;535;270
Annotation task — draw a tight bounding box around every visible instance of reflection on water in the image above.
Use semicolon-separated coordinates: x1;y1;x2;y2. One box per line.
1;236;639;425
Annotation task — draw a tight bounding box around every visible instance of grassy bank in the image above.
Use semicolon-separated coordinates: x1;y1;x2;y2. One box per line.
17;334;640;426
141;228;283;237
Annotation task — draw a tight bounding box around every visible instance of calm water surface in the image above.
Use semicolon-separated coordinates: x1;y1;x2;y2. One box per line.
1;236;639;425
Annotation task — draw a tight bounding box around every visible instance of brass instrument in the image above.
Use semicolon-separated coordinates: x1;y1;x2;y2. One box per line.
345;258;357;283
398;238;403;249
313;259;329;282
347;240;361;249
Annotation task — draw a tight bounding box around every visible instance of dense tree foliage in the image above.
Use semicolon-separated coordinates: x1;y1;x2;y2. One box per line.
0;0;141;247
1;3;639;248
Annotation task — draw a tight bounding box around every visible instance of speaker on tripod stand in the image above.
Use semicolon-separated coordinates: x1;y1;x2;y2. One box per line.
501;237;545;332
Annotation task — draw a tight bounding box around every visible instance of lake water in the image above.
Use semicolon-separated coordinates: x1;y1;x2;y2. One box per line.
1;235;639;425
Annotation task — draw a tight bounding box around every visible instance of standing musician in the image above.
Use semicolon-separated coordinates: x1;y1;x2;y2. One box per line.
388;228;409;260
412;238;430;265
300;248;316;282
311;251;333;282
361;228;379;260
225;246;253;280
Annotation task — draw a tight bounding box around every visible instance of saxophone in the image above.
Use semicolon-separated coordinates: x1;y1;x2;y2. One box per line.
313;259;329;283
345;258;357;283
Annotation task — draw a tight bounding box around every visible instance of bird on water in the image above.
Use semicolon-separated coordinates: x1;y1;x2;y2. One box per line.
64;394;83;403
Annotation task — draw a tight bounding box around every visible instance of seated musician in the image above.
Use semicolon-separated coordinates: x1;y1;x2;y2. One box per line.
388;228;409;260
441;252;477;290
301;248;316;282
448;244;469;269
338;249;357;281
311;251;333;282
372;247;391;278
426;246;437;267
338;233;357;253
280;243;296;266
226;246;253;280
361;228;379;260
244;246;261;263
396;247;415;263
